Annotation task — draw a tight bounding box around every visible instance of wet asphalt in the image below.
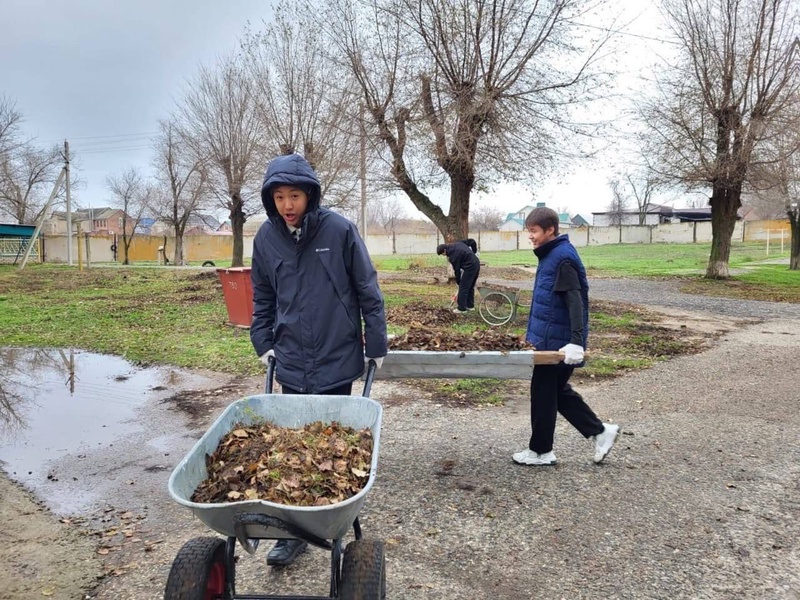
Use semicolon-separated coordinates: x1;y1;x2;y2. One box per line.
2;277;799;599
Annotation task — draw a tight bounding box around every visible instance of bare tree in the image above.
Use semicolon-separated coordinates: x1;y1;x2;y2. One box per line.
177;55;264;267
607;178;629;226
789;199;800;271
0;142;64;224
625;171;661;225
754;125;800;269
242;10;367;212
107;168;151;265
470;204;505;231
151;119;209;265
322;0;610;241
744;187;794;219
369;196;406;232
367;196;406;252
646;0;800;278
0;95;22;157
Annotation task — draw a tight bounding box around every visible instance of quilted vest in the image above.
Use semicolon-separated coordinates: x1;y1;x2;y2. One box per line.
525;235;589;354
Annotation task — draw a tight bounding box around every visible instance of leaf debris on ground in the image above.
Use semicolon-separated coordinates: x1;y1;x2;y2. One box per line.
191;421;373;507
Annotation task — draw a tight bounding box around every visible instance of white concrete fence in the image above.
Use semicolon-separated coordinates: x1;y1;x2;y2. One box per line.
16;219;791;264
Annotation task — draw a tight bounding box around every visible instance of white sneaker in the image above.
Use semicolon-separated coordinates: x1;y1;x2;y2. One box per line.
512;449;557;466
593;423;620;464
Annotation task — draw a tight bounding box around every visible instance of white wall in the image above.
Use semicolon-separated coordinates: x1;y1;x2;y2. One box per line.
38;219;787;262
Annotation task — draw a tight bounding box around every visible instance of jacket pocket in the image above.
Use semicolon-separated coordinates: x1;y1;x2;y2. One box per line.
316;252;358;332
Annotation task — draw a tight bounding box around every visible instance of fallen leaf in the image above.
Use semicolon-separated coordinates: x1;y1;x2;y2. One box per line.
232;429;249;438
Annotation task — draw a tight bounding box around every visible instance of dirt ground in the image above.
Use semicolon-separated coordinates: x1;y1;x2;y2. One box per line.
0;477;101;600
1;299;799;599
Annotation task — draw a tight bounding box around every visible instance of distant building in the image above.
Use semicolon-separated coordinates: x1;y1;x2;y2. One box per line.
592;204;674;226
592;204;744;226
136;217;156;235
571;214;590;227
498;203;573;231
151;214;223;236
44;207;131;235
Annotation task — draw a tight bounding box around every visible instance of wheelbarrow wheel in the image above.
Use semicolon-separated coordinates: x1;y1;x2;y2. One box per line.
479;291;514;326
164;537;229;600
339;539;386;600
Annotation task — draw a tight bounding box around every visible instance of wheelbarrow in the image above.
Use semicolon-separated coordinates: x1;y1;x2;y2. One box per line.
165;358;384;600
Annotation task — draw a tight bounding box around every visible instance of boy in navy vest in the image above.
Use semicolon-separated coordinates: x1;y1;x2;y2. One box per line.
513;207;620;466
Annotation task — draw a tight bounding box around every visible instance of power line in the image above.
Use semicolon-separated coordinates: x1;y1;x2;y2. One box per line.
38;131;157;145
74;145;152;155
567;19;680;46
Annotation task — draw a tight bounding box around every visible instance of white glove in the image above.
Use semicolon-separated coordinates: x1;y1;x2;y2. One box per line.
559;343;584;365
365;356;384;369
259;349;275;366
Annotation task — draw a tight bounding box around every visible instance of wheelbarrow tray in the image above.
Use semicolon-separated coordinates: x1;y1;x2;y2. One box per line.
376;349;568;380
168;393;382;542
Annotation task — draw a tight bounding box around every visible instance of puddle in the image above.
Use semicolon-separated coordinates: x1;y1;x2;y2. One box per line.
0;347;210;512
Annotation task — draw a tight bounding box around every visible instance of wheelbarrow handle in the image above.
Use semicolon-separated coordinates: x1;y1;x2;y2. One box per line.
265;355;276;393
363;359;377;398
532;351;590;365
265;355;377;398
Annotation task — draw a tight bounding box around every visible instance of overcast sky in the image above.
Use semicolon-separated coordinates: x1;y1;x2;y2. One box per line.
1;0;682;225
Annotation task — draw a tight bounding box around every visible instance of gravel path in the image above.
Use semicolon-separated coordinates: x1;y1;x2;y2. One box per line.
480;276;798;320
3;278;798;600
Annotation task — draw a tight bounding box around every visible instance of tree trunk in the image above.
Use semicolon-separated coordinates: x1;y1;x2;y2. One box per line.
122;236;131;266
705;181;741;279
174;234;184;266
444;173;472;241
230;193;246;267
789;208;800;271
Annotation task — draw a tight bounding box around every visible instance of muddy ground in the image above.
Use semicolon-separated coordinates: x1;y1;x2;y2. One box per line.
2;300;799;598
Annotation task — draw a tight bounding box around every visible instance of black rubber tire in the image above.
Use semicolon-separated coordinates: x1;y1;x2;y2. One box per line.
201;260;216;267
164;537;228;600
339;539;386;600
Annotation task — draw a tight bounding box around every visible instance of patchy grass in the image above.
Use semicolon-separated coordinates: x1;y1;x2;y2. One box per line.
414;378;509;407
373;242;797;298
0;264;728;391
0;265;256;374
678;265;800;303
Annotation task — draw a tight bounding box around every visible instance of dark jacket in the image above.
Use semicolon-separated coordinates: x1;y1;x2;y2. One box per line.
250;154;387;393
444;241;480;284
525;235;589;359
460;238;478;254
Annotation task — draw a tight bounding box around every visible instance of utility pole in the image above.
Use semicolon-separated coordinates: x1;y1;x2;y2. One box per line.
19;168;66;270
64;140;73;266
359;102;367;241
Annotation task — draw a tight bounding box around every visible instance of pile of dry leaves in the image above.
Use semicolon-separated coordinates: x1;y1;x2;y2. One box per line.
192;421;373;507
388;326;531;351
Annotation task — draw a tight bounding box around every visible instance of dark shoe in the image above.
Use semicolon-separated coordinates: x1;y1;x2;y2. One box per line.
267;539;308;566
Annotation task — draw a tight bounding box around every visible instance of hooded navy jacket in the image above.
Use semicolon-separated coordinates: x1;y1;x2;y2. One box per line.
525;234;589;357
250;154;387;393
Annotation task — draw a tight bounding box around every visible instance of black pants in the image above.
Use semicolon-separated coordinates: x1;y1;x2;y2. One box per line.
529;364;604;454
457;265;480;310
281;382;353;395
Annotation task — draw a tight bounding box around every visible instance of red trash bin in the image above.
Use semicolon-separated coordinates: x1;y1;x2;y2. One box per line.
216;267;253;328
